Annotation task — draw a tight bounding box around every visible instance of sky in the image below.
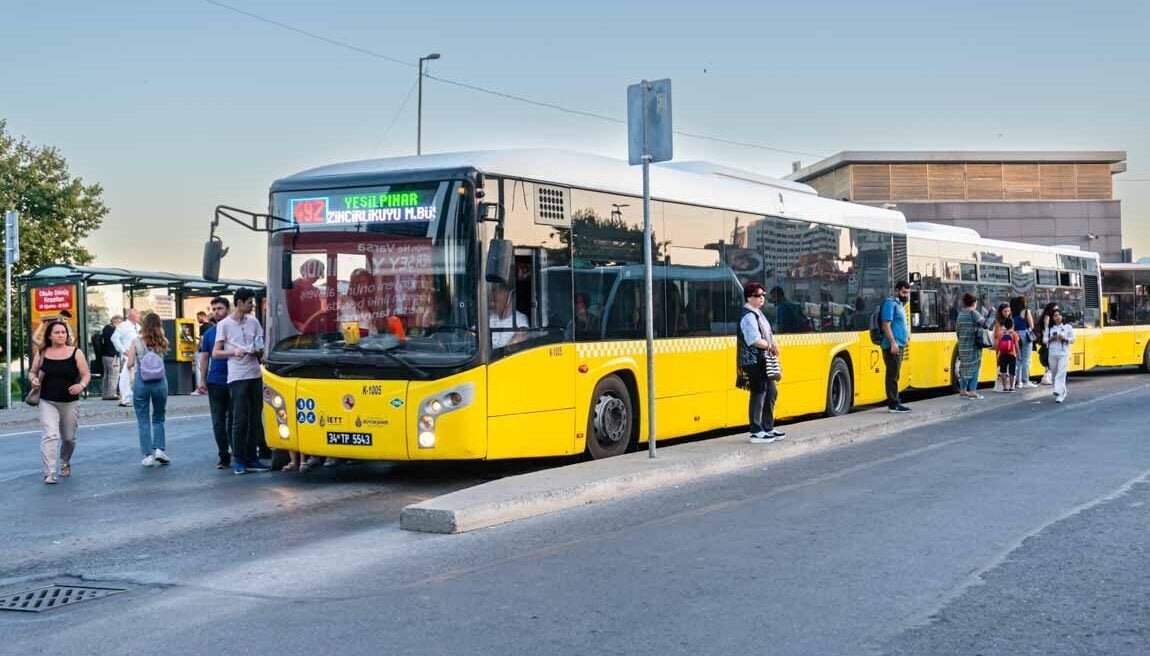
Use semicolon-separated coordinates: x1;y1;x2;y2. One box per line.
3;0;1148;280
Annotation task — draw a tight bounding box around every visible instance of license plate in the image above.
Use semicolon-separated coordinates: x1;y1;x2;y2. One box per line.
326;431;373;446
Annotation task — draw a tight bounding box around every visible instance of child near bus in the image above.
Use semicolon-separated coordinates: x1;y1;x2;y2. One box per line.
993;303;1019;392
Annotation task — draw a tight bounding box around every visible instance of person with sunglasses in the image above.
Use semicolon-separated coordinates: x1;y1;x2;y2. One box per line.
737;282;785;443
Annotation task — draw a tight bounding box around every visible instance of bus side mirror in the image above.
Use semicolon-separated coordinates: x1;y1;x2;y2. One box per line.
203;239;228;282
479;202;504;222
486;239;515;286
909;272;922;285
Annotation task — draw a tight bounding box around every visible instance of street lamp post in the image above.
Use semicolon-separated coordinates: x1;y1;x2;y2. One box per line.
417;53;441;156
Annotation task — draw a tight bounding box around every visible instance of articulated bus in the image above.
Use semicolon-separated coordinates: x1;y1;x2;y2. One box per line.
1099;263;1150;370
213;150;913;461
904;222;1107;389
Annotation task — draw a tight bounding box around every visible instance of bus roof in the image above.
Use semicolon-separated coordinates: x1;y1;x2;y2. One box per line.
1099;263;1150;271
274;149;907;235
906;222;1102;262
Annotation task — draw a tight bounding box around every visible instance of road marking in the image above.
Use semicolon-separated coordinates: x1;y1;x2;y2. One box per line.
0;414;206;439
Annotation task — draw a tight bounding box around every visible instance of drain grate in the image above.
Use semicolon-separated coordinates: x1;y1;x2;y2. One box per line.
0;585;126;613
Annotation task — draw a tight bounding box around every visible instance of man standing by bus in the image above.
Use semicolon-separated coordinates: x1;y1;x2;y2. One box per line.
213;289;270;475
881;281;911;413
199;297;232;469
111;309;141;407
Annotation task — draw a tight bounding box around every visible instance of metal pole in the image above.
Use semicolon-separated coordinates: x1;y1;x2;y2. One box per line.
417;58;424;156
642;153;656;458
5;247;10;411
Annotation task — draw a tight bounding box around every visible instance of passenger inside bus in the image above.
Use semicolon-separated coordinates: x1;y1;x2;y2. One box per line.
286;258;332;334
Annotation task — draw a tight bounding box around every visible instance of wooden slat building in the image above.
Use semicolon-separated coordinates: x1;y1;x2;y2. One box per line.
787;151;1128;261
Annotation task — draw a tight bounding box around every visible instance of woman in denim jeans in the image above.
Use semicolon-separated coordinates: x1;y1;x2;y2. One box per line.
126;313;170;467
1010;296;1036;387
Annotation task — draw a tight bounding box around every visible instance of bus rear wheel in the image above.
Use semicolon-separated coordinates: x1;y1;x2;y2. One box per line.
824;358;853;417
585;375;634;460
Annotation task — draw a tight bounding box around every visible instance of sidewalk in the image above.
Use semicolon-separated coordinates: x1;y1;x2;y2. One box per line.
0;394;210;431
401;385;1067;534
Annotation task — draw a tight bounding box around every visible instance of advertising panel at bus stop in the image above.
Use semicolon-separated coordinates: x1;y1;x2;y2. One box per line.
30;284;79;346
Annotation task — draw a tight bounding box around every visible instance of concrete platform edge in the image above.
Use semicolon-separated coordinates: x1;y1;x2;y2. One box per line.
400;388;1049;534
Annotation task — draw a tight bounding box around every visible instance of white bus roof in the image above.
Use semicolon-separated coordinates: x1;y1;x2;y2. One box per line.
277;149;907;235
906;222;1101;262
1099;263;1150;271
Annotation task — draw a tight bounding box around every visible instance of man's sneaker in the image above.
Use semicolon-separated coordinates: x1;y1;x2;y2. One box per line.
889;405;911;413
233;462;248;475
768;429;786;439
141;455;156;467
749;431;771;444
153;449;171;465
216;458;231;470
245;460;272;473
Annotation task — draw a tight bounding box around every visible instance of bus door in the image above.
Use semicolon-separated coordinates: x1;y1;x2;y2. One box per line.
485;246;577;457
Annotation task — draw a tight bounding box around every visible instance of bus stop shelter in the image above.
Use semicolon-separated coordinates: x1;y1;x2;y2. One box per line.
13;264;264;397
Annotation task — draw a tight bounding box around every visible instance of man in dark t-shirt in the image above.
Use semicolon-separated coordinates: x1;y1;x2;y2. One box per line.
198;297;232;468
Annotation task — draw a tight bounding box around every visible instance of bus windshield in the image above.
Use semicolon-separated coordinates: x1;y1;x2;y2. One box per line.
265;180;478;376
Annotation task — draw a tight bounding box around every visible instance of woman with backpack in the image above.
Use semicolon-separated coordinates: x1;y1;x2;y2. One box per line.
1010;296;1037;387
955;293;986;399
126;312;170;467
28;319;91;484
993;303;1019;392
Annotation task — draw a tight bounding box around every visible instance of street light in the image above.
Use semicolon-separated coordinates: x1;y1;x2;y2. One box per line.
417;53;441;156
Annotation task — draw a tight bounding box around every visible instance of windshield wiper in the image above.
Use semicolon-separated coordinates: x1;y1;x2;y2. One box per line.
335;343;430;379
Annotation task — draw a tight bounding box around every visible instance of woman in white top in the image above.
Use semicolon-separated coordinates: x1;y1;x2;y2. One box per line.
1043;309;1075;403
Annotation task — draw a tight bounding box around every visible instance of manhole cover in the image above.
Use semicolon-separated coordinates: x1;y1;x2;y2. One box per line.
0;585;126;613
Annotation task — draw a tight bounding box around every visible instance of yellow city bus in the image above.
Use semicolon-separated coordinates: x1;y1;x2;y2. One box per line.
1099;263;1150;371
904;222;1109;389
207;150;912;460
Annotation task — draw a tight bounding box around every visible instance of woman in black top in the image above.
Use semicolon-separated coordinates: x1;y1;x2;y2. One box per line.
29;320;91;484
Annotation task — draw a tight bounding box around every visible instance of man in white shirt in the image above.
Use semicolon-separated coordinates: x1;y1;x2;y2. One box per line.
489;284;528;349
213;289;270;475
111;309;140;406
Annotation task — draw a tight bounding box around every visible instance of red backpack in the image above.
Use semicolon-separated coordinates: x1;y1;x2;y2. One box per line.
996;332;1015;355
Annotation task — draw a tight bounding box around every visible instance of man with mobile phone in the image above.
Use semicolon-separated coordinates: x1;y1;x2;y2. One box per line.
212;288;269;475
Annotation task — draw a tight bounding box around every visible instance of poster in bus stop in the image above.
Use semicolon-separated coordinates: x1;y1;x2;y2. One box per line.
30;284;79;350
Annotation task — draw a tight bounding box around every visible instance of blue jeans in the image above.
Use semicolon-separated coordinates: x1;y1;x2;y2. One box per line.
133;377;168;456
1016;335;1033;383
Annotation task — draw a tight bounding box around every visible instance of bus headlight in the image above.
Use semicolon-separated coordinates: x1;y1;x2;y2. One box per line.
278;424;291;439
420;415;435;431
418;431;436;449
426;399;444;415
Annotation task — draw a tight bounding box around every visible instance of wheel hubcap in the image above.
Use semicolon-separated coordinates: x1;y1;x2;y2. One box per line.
831;374;846;413
593;395;628;445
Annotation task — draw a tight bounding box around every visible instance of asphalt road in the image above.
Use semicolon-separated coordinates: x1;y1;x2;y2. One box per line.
1;371;1147;655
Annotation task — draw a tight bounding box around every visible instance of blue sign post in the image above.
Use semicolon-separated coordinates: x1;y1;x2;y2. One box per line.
626;79;672;458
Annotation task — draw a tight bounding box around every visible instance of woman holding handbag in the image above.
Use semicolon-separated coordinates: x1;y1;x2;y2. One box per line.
955;293;986;399
1010;296;1037;387
738;282;785;444
28;319;91;485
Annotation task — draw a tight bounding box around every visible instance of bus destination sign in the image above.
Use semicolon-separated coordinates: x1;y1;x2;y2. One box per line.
291;190;437;225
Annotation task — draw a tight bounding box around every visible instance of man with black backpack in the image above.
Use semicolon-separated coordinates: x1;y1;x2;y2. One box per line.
880;281;912;413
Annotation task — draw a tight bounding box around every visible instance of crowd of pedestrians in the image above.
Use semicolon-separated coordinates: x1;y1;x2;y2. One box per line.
29;279;1081;483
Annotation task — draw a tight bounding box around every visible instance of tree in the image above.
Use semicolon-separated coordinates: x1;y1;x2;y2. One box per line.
0;119;109;362
0;119;108;267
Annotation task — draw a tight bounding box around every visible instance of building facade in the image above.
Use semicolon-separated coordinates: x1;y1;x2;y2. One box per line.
786;151;1128;262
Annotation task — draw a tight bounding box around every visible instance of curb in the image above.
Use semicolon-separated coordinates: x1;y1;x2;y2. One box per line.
0;403;209;432
400;386;1052;534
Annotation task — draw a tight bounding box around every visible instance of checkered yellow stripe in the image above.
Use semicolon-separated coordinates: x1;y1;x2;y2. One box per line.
575;337;732;359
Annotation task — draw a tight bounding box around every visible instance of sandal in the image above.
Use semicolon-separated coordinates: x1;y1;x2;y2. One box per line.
44;475;58;485
60;463;71;477
281;462;300;472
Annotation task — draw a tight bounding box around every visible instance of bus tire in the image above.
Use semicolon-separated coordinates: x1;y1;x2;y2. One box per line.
1142;343;1150;373
824;358;853;417
585;375;634;460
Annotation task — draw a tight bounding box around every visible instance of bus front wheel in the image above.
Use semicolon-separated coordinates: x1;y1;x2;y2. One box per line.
1142;343;1150;373
586;375;634;460
824;358;853;417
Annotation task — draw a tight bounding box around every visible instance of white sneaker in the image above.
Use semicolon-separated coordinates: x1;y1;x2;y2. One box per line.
749;431;770;443
141;455;156;467
153;449;171;465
